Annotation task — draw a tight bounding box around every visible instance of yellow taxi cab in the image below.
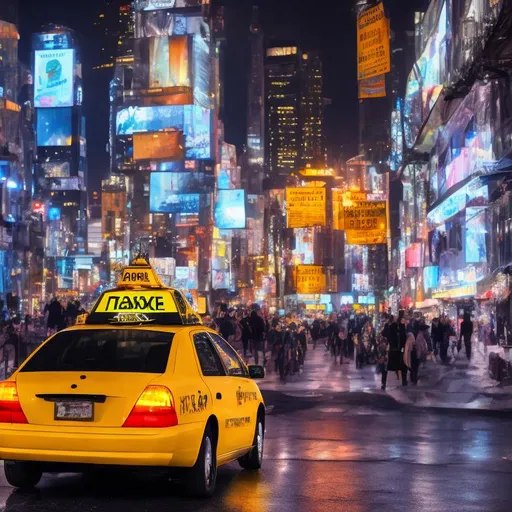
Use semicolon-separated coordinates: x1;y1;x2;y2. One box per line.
0;259;266;497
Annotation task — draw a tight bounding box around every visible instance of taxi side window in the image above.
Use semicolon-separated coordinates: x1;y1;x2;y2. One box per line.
208;333;247;377
193;333;226;377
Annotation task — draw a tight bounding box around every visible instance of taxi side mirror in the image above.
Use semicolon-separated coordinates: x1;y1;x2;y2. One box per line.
248;365;265;380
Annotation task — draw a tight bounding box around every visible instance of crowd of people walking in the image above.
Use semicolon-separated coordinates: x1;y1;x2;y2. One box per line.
204;304;481;390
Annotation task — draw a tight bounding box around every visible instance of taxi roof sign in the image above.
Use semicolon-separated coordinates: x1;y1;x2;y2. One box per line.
117;258;165;289
86;259;201;326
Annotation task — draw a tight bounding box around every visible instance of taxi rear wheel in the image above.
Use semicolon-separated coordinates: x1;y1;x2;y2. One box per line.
238;415;264;470
186;425;217;498
4;461;42;490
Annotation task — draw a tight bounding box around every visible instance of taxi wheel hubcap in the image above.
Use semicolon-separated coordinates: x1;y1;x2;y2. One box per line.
257;421;264;462
204;437;213;487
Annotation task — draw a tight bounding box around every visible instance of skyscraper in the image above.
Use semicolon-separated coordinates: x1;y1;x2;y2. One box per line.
93;1;134;71
265;43;301;181
246;6;265;193
300;51;325;167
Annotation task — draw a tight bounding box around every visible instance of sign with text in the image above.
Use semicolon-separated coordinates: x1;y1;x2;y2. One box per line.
344;200;387;245
358;74;386;98
286;187;326;228
357;2;390;80
296;265;326;294
34;49;74;108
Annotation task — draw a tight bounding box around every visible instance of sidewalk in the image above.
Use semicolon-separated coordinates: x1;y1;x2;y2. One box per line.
254;342;512;413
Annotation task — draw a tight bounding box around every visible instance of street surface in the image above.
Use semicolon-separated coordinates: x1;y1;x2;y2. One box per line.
2;349;512;511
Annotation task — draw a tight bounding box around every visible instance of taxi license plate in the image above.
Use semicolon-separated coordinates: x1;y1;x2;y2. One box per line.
54;401;94;421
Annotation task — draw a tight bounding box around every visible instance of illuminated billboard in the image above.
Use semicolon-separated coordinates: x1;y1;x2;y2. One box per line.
41;161;70;178
193;33;210;108
150;171;210;196
214;190;246;229
149;35;190;89
150;190;200;214
133;131;183;161
49;177;81;191
140;0;202;10
184;105;211;159
116;105;184;135
34;49;74;108
37;108;72;146
465;208;487;263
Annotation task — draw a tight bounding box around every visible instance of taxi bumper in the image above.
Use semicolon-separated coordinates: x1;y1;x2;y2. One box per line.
0;422;204;468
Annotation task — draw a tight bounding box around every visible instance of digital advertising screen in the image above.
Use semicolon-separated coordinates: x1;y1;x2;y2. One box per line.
141;0;202;10
214;189;246;229
150;190;200;214
150;172;211;196
133;131;183;161
193;33;210;109
49;177;81;191
465;207;487;263
41;161;70;178
149;35;190;89
212;268;230;290
34;49;74;108
423;266;439;292
36;108;72;146
184;105;211;159
48;207;61;221
116;105;184;135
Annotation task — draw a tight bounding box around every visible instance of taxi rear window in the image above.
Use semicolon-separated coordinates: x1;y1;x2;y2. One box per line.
20;329;174;374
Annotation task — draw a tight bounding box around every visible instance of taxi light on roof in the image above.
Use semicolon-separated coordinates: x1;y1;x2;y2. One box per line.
123;386;178;428
0;382;28;424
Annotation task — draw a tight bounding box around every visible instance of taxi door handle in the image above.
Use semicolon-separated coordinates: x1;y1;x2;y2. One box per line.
216;392;222;400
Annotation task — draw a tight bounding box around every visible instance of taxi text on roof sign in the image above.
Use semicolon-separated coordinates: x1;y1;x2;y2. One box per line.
95;291;177;314
117;258;165;289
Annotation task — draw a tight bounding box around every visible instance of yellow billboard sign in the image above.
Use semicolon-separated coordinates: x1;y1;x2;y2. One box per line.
286;187;326;228
357;2;390;80
296;265;326;294
95;291;178;314
344;200;387;245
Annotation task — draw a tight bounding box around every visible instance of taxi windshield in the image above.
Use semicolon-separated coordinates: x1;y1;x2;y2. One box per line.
20;329;174;374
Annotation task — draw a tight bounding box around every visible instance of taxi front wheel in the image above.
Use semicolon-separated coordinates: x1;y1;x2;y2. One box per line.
186;424;217;498
238;416;264;470
4;461;42;490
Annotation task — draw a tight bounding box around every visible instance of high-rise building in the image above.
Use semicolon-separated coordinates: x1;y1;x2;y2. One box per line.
300;51;325;167
93;1;134;71
32;26;89;296
110;0;217;303
265;43;301;181
246;6;265;193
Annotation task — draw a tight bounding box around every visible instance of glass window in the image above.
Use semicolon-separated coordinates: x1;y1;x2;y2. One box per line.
208;333;247;377
193;333;225;377
21;329;173;373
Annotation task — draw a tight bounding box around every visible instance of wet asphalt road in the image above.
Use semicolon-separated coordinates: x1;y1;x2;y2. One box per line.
1;390;512;512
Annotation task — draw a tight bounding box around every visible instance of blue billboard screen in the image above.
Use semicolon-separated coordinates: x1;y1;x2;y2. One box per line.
214;189;246;229
150;189;200;214
37;108;72;146
116;105;184;135
184;105;211;160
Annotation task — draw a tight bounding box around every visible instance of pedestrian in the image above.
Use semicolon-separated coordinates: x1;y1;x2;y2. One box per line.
460;312;473;360
404;329;428;385
431;317;442;358
387;313;408;386
327;314;339;359
376;334;389;390
337;326;347;364
311;317;320;349
46;297;63;335
249;310;266;365
240;311;252;358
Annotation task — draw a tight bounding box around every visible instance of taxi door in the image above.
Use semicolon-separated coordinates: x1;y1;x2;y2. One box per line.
207;333;256;450
191;332;241;458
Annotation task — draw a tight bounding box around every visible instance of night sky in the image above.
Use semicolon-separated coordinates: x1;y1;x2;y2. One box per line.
18;0;424;190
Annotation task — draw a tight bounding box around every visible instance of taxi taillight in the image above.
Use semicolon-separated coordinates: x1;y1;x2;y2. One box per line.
123;385;178;428
0;381;28;424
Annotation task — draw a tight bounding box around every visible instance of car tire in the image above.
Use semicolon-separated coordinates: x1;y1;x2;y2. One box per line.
4;461;42;489
186;425;217;498
238;415;264;470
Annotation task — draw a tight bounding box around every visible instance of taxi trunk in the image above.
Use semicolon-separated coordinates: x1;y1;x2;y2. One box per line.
15;328;175;428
